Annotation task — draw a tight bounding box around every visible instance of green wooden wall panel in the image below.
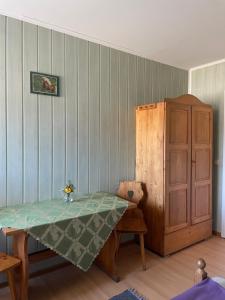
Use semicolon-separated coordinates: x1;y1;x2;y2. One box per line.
191;63;225;231
65;35;78;188
6;17;23;206
0;15;6;211
119;51;128;180
137;57;145;105
23;22;38;204
109;49;119;192
52;31;65;198
148;61;154;102
37;26;53;251
157;63;165;100
144;59;151;102
151;61;159;101
0;15;6;263
100;46;110;190
23;22;39;253
78;38;89;193
38;27;52;202
128;54;137;179
89;42;100;192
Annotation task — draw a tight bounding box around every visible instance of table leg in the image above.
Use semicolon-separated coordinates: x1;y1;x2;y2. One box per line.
95;230;120;282
6;270;17;300
12;231;29;300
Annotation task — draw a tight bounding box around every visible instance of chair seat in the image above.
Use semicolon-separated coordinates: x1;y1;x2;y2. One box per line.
116;208;147;233
115;181;147;271
0;252;21;272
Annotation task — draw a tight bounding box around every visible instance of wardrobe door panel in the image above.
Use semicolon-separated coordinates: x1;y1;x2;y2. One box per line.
169;109;188;144
192;106;212;224
195;185;211;218
169;189;188;227
165;104;191;233
194;111;210;144
169;150;188;185
195;149;210;180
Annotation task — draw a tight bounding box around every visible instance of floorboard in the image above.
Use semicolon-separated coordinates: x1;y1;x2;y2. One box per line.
0;236;225;300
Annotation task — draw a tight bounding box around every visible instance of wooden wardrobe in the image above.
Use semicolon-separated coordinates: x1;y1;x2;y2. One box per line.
136;94;213;256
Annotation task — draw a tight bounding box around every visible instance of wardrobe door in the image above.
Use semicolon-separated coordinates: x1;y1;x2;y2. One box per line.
191;106;212;224
165;103;191;233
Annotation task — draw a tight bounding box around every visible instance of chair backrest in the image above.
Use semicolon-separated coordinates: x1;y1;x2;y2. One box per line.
116;181;144;204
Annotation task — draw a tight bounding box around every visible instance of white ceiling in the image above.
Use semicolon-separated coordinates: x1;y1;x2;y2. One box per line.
1;0;225;70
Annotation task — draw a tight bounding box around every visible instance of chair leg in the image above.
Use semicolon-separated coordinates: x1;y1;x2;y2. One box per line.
139;233;146;271
7;270;17;300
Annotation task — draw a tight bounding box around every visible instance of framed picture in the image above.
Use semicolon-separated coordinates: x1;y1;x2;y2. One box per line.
30;72;60;96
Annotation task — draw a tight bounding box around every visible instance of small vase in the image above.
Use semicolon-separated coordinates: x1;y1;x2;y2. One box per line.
64;193;74;203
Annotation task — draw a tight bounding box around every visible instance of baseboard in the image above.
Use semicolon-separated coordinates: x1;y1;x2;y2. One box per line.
213;230;221;237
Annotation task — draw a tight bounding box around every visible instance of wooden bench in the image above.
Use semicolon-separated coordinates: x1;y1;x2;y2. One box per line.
0;252;21;300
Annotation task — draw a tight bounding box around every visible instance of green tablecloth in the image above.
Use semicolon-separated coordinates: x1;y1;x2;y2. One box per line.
0;192;128;271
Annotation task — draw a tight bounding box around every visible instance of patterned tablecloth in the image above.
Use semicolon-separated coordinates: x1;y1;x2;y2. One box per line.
0;192;128;271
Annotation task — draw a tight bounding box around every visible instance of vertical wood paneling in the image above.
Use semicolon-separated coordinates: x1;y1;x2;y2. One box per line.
0;15;6;210
181;69;188;95
128;54;137;179
164;65;170;97
78;39;89;192
215;64;225;232
167;68;174;98
109;49;119;192
38;27;52;201
89;42;100;192
52;31;65;198
65;35;78;186
0;15;188;273
149;60;154;102
144;59;150;102
191;63;225;231
37;27;52;251
151;60;158;101
23;22;38;253
23;23;38;203
0;15;6;262
215;65;225;158
0;16;188;204
6;18;23;205
137;57;145;105
156;63;162;101
119;51;128;180
100;46;110;190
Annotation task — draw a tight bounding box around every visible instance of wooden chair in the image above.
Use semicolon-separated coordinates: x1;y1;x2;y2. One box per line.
115;181;147;270
0;252;21;300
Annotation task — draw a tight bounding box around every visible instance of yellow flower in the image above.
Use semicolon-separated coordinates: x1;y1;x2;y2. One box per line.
64;185;73;194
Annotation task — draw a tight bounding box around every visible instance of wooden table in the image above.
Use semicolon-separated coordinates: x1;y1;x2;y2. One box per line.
2;201;136;300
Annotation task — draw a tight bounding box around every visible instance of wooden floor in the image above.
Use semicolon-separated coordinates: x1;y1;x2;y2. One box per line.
1;236;225;300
